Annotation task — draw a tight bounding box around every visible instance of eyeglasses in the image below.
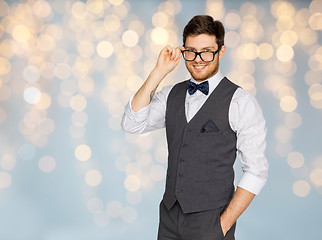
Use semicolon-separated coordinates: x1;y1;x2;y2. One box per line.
181;47;221;62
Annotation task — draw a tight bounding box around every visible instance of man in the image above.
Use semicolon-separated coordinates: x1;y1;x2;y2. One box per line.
122;15;268;240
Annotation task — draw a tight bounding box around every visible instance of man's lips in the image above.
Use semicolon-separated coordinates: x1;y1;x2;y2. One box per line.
192;64;207;70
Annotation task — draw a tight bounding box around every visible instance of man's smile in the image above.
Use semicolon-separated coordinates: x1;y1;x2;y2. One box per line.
192;64;207;70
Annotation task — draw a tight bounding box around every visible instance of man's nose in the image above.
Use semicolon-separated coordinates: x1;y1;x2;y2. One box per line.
194;54;203;62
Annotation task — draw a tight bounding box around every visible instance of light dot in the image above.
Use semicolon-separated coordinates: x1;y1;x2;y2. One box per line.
275;125;292;142
276;45;294;62
309;13;322;31
122;30;139;47
55;63;71;80
33;0;52;18
280;30;298;46
109;0;124;5
293;180;311;197
24;87;42;104
150;165;166;181
305;70;322;86
97;41;114;58
104;15;121;32
0;1;9;17
78;77;95;94
151;27;169;45
225;31;240;48
310;0;322;14
310;168;322;187
276;15;294;31
124;175;141;192
70;95;87;112
85;169;102;187
258;43;274;60
0;154;16;171
38;118;55;135
38;155;56;173
72;111;88;126
37;34;55;51
71;1;88;19
277;85;295;99
241;43;258;60
152;12;169;28
77;41;95;58
75;144;92;161
296;8;310;27
60;79;77;95
0;172;11;188
238;74;255;92
35;92;52;110
106;201;123;218
121;206;137;223
136;152;153;166
87;197;104;214
126;191;142;205
284;112;302;129
23;65;40;83
69;124;85;139
287;152;305;168
310;169;322;186
299;28;317;46
154;146;168;163
280;96;297;112
125;163;142;176
308;84;322;108
224;12;241;30
12;24;31;42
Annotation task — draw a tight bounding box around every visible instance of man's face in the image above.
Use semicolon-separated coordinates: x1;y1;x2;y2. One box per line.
184;34;224;82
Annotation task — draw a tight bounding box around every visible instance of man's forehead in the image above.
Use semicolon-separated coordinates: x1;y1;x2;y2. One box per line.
185;34;218;48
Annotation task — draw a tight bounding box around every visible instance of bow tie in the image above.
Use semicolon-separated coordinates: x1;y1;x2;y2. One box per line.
187;80;209;95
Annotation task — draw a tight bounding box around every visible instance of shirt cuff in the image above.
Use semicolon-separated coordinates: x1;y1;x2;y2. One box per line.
237;172;267;195
126;95;151;122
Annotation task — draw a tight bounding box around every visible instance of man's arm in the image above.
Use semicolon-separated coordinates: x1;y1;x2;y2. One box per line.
221;89;269;235
220;187;255;235
131;45;183;112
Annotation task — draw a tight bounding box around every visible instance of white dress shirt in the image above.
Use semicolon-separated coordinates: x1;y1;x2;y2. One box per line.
122;71;269;195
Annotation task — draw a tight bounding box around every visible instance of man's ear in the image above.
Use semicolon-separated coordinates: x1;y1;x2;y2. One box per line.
219;45;225;60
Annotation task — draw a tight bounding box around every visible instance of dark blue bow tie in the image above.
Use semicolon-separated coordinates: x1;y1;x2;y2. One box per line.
187;80;209;95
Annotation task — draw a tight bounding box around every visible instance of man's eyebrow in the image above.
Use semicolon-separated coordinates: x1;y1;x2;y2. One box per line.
185;46;216;50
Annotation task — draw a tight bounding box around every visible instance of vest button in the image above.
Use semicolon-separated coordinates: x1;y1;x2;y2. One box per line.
179;158;184;162
178;173;183;177
176;189;182;193
182;143;188;147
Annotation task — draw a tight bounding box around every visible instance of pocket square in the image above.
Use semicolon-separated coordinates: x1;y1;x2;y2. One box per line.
201;120;220;133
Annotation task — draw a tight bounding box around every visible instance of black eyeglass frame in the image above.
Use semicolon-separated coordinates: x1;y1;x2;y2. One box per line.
181;47;222;62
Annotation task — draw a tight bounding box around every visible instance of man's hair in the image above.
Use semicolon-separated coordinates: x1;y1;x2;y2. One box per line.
182;15;225;48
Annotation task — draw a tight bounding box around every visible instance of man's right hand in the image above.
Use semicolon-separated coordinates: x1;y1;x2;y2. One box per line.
154;45;184;77
131;45;183;113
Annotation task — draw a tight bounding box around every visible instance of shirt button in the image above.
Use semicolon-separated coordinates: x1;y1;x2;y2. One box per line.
182;143;188;147
178;173;183;177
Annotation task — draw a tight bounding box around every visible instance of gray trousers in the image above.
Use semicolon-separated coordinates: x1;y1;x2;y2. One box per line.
157;201;236;240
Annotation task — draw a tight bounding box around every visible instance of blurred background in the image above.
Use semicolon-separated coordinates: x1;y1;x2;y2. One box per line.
0;0;321;239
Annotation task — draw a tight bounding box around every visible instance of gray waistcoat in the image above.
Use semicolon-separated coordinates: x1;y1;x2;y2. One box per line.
163;77;239;213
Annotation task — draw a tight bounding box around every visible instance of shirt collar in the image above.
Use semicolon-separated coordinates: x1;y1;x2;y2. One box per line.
190;71;224;94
